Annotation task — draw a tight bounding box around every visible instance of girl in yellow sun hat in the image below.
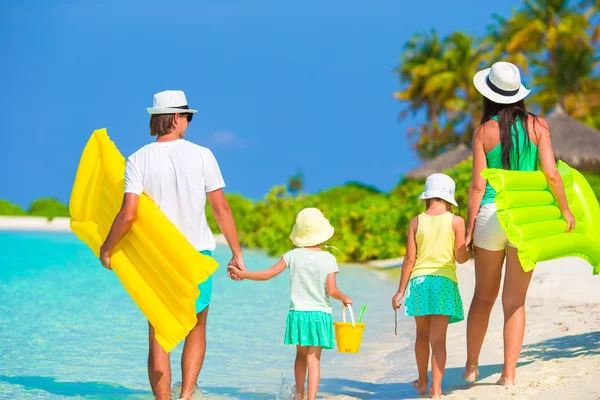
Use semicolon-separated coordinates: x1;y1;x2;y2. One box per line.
228;207;352;400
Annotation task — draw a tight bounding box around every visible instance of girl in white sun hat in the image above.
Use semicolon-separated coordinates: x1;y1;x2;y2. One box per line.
228;207;352;400
392;173;471;399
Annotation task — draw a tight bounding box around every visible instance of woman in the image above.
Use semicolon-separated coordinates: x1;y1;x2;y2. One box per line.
463;61;576;386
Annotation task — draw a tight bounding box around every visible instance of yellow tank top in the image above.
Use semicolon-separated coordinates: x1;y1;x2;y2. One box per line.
410;212;457;283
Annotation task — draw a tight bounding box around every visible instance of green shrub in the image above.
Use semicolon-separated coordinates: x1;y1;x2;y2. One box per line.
28;198;70;220
0;199;27;216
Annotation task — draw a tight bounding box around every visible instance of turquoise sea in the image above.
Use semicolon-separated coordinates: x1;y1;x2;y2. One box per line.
0;230;414;399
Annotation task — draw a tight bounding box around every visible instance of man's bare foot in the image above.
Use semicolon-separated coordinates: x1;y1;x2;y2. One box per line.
430;387;443;398
412;379;428;395
496;375;515;386
461;364;479;383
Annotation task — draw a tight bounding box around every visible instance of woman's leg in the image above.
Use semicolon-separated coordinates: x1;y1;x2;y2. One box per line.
429;315;450;398
294;345;308;399
306;346;322;400
499;247;534;385
464;247;505;381
413;316;431;395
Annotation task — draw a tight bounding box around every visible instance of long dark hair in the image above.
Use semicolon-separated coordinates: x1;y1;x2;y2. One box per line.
480;97;537;170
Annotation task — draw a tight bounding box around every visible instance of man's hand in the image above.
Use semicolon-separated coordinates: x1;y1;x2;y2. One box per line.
99;247;112;270
227;254;246;281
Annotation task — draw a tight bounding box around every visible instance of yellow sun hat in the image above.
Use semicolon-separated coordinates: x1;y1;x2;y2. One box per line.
289;208;335;247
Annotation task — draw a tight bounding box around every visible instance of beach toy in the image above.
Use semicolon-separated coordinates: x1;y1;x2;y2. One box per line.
333;305;366;353
481;161;600;275
69;129;219;352
357;305;367;323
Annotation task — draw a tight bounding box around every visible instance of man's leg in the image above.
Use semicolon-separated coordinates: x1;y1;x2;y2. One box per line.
180;307;209;399
148;322;172;400
179;274;212;399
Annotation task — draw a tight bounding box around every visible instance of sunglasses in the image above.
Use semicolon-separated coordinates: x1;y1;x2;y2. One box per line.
179;113;193;123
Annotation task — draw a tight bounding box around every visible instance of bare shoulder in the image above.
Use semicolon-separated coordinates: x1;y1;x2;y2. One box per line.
527;114;550;137
473;119;497;139
452;214;466;228
409;216;419;230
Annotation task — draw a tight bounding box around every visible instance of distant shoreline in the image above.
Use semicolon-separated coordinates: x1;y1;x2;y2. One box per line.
0;216;228;245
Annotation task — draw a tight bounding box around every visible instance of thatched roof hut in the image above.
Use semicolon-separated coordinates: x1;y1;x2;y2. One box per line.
404;144;471;179
545;105;600;172
404;105;600;178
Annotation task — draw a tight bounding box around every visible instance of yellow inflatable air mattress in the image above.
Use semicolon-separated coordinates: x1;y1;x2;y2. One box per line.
482;161;600;275
69;129;219;352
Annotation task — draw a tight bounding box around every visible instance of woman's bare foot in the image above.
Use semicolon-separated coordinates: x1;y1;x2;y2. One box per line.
461;364;479;383
412;379;428;395
496;375;515;386
430;387;443;398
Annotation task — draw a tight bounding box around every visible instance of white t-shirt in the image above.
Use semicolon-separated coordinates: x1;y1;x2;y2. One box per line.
124;139;225;251
283;248;340;313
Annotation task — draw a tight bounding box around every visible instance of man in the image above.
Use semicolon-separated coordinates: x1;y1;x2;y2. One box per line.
99;90;245;400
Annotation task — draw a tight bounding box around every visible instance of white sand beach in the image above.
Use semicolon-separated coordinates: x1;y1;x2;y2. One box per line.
0;216;228;245
324;257;600;400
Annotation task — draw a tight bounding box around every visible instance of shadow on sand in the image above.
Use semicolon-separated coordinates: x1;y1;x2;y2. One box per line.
321;330;600;399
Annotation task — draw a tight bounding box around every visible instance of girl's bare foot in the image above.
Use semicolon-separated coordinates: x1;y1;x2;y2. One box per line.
461;364;479;383
412;379;428;395
430;387;443;398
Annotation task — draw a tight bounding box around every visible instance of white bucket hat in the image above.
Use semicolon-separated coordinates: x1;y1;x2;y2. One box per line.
147;90;198;115
473;61;530;104
289;208;335;247
419;173;458;206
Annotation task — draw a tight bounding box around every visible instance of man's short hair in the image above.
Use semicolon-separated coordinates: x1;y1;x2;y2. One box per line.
149;114;176;137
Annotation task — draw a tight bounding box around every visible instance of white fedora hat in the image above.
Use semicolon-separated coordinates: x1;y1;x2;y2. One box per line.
473;61;530;104
418;173;458;207
147;90;198;115
289;208;335;247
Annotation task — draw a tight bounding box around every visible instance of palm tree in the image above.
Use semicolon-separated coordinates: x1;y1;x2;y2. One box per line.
287;171;304;195
394;30;446;127
394;31;486;158
487;0;594;110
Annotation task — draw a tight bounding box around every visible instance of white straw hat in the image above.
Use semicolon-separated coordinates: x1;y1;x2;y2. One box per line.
473;61;530;104
289;208;335;247
147;90;198;115
419;173;458;207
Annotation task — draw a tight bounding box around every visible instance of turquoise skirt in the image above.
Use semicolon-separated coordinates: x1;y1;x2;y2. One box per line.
404;275;464;324
284;310;335;349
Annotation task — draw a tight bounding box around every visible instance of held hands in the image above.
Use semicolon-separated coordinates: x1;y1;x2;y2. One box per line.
392;290;404;310
227;255;246;281
465;231;473;252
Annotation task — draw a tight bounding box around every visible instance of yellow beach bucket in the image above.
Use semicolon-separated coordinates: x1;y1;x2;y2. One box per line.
333;305;366;353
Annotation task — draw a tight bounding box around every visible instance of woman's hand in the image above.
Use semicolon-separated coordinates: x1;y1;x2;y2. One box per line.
563;209;576;232
392;291;404;310
465;231;473;252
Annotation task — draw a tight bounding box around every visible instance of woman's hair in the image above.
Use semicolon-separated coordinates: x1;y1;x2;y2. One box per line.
425;198;453;213
149;114;176;137
480;97;539;170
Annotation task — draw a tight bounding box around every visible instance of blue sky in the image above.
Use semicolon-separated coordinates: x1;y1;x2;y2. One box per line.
1;0;522;208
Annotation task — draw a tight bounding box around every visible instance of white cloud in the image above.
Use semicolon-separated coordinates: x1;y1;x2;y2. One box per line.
209;131;244;147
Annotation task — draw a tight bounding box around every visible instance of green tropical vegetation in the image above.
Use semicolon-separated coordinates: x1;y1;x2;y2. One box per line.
0;197;69;220
395;0;600;159
4;0;600;263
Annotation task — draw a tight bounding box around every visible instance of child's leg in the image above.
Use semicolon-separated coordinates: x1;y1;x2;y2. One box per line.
294;345;308;399
306;346;322;400
414;316;431;395
429;315;450;398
